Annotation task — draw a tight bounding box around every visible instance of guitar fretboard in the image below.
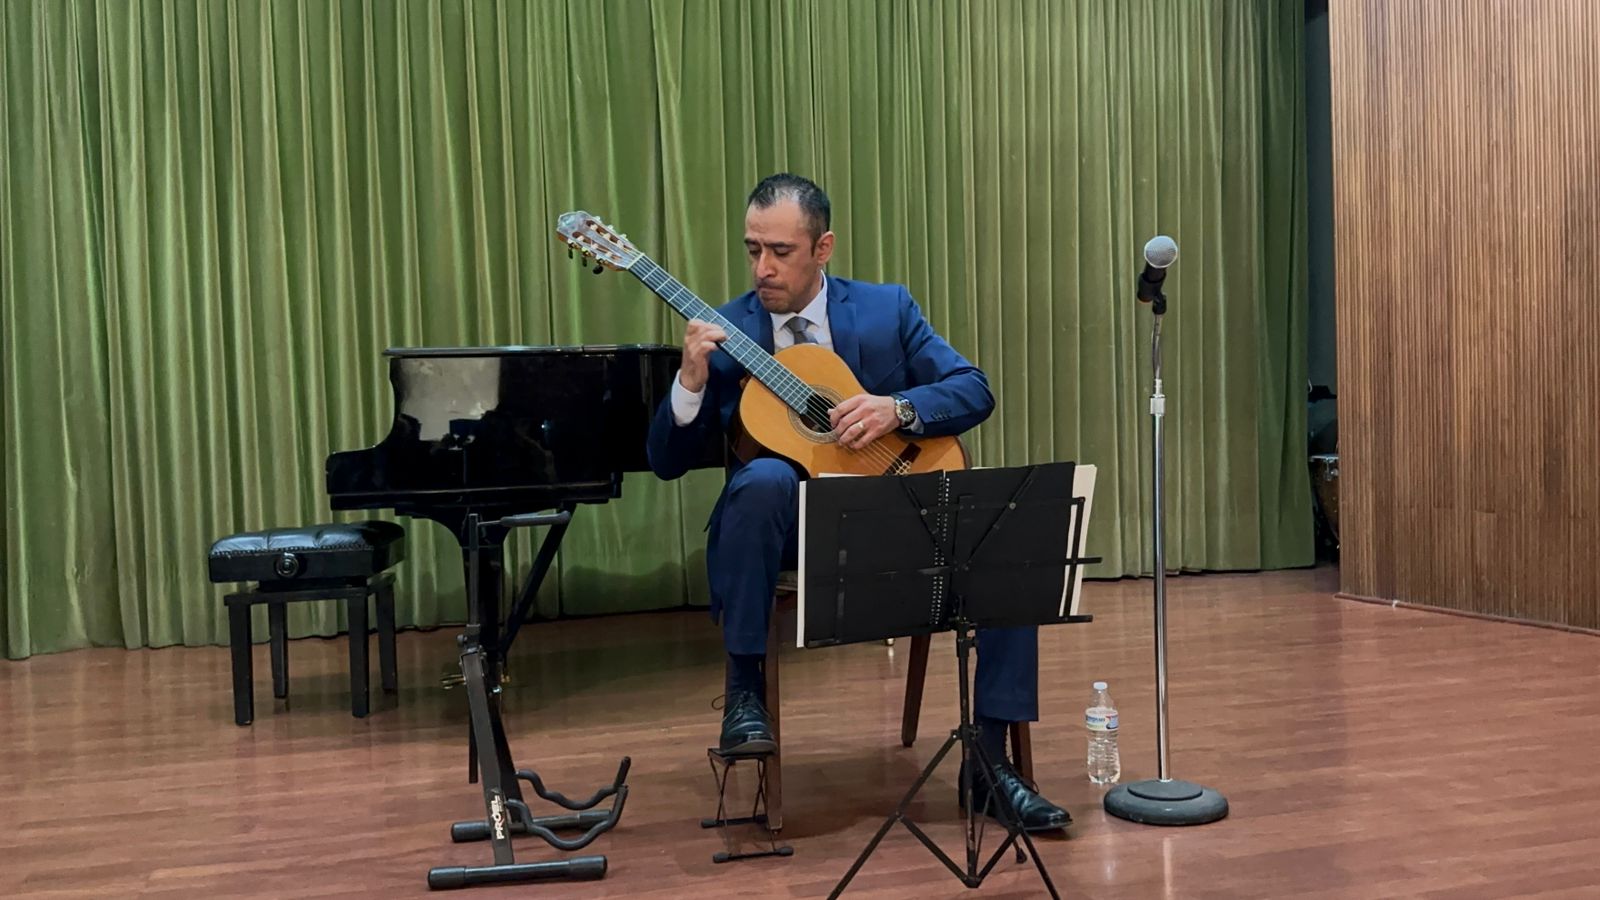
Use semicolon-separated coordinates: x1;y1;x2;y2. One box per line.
631;256;818;415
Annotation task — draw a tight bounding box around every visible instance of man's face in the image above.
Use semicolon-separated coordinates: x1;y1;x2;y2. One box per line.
744;199;834;314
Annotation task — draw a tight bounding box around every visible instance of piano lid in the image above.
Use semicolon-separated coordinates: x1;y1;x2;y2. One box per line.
326;343;724;514
383;343;680;358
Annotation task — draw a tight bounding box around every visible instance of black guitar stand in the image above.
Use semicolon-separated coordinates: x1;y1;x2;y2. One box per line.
701;747;793;863
426;511;630;890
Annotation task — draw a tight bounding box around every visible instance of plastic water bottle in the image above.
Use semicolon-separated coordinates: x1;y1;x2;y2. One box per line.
1085;681;1120;784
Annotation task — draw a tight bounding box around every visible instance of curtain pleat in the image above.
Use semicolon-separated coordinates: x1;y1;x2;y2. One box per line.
0;0;1311;659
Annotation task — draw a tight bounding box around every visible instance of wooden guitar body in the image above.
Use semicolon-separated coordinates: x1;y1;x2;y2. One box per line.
735;343;969;477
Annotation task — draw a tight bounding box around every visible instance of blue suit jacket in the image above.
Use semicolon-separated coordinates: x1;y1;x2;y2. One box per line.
646;276;995;489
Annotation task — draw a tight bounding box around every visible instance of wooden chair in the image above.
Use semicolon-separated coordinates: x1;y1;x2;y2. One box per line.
761;571;1032;831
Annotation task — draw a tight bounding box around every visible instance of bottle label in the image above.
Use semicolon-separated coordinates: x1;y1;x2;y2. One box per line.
1085;710;1118;732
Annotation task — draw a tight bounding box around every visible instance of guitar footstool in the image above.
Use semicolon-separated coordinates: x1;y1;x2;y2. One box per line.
208;521;406;726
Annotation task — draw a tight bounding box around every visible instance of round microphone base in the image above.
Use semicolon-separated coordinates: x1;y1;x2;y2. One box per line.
1104;778;1228;826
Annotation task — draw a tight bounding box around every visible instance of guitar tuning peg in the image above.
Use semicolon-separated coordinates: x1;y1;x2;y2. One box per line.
592;263;604;274
568;248;574;259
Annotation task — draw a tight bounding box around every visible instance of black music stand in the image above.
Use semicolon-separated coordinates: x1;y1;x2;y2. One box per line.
425;512;631;890
803;463;1099;899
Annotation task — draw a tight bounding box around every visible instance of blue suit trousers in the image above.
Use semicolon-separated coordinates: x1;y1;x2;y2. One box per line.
712;458;1039;722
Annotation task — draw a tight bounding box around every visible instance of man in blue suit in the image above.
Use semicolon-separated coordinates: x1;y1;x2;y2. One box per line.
646;174;1068;830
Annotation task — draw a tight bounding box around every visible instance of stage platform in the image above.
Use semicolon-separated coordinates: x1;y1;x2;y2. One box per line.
5;567;1599;898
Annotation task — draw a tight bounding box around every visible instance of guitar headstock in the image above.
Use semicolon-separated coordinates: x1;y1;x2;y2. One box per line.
555;211;642;273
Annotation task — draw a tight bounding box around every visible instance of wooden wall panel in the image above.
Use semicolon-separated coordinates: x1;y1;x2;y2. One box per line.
1331;1;1600;628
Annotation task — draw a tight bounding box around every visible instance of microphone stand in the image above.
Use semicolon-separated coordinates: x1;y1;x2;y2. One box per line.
1104;266;1229;826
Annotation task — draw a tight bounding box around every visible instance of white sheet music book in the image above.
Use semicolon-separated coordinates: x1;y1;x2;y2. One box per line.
1060;464;1097;618
796;465;1097;648
795;472;856;649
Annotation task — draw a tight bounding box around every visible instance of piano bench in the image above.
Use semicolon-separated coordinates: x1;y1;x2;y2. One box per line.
208;521;406;727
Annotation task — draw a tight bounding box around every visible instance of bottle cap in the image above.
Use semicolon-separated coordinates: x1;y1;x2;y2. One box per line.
1093;681;1107;691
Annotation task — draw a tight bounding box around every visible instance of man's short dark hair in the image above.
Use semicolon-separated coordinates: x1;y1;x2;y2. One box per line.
747;173;830;241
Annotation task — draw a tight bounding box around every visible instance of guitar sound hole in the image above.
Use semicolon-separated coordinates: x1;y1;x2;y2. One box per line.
791;387;844;443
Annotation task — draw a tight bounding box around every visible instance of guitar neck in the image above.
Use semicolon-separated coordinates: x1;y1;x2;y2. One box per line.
630;257;811;412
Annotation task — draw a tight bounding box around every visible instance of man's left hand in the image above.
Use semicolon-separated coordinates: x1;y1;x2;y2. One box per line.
830;394;899;450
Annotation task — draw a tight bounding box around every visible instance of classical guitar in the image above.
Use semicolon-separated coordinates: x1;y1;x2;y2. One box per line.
555;210;968;477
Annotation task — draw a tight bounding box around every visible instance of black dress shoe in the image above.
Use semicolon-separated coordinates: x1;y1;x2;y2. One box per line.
963;760;1071;833
719;689;776;755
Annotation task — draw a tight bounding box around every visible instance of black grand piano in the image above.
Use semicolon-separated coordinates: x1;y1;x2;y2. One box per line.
326;343;724;669
326;344;723;887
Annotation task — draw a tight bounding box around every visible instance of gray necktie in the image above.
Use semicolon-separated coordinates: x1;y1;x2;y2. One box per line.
785;316;817;345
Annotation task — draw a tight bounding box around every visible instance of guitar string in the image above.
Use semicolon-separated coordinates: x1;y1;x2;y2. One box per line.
627;256;909;473
640;265;909;473
634;260;912;474
570;233;908;470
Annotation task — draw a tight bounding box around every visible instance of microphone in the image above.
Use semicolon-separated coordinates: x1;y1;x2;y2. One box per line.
1137;235;1178;305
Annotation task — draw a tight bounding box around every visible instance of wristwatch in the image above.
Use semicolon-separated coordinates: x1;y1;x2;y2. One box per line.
892;394;917;429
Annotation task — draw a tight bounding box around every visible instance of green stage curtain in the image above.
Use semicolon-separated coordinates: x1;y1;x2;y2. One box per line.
0;0;1309;659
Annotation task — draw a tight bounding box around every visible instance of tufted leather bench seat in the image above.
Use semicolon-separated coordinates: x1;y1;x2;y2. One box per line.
209;520;405;725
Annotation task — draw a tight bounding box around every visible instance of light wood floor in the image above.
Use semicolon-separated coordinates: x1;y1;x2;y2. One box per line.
5;567;1599;898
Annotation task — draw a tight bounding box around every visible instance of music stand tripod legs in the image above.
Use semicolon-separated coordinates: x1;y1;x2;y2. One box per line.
803;462;1097;898
830;622;1061;900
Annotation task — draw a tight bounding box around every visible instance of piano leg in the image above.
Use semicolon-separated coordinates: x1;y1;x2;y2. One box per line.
460;543;525;807
464;543;507;684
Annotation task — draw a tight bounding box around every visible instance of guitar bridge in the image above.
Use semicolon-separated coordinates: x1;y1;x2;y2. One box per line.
882;443;921;476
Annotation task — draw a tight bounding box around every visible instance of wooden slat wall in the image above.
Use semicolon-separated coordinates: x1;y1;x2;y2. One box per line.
1330;1;1600;629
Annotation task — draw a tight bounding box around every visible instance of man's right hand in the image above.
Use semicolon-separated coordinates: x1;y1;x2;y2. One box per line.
679;319;728;393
